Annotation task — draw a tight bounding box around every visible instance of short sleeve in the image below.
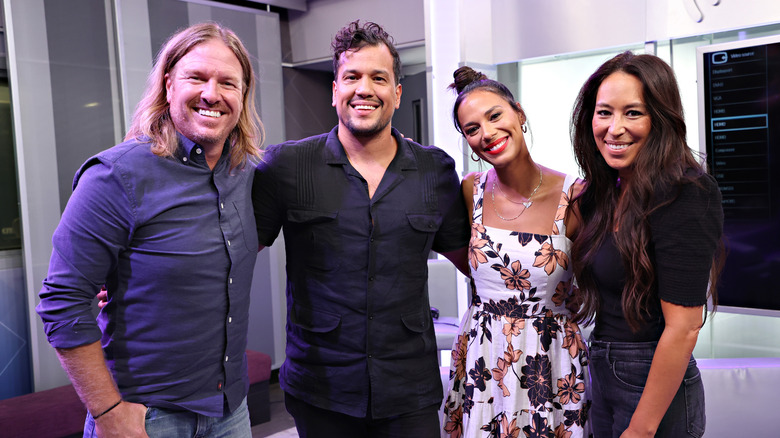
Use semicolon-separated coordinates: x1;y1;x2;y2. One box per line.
430;150;470;254
649;174;723;306
253;145;285;247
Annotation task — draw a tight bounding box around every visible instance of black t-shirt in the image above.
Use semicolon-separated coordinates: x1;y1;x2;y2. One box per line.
591;173;723;342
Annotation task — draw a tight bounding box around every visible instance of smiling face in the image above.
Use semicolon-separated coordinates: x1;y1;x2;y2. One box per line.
165;39;243;154
592;71;652;179
457;90;527;168
332;44;401;139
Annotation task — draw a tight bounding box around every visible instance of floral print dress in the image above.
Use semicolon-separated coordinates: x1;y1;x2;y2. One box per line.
442;172;590;438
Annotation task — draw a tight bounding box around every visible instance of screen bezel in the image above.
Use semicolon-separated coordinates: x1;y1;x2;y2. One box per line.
696;34;780;318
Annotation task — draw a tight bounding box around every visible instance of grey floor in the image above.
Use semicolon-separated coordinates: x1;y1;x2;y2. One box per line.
250;382;298;438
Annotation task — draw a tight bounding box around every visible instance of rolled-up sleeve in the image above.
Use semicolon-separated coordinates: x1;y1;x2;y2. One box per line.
37;158;134;348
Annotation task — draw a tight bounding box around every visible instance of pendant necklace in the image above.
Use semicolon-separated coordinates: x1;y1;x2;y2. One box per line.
491;164;543;221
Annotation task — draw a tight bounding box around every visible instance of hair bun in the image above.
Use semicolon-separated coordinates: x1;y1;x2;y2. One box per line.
449;66;487;94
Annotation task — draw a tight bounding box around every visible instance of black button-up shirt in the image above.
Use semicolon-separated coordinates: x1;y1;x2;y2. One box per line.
253;127;469;418
37;135;257;416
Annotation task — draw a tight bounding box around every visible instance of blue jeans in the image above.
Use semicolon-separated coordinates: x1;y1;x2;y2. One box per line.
83;397;251;438
589;340;705;438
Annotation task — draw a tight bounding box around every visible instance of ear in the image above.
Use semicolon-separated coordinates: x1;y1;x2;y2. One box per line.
515;102;526;124
165;73;173;104
394;83;402;109
332;81;337;108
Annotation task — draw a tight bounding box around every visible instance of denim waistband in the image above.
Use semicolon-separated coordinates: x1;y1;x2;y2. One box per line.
589;339;659;361
589;339;699;367
589;339;658;349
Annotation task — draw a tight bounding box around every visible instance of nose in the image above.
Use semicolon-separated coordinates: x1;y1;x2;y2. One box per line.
201;79;220;104
355;76;374;96
483;124;497;143
608;115;625;136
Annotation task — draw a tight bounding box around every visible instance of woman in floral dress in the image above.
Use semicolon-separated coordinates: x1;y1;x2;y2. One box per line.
442;67;590;438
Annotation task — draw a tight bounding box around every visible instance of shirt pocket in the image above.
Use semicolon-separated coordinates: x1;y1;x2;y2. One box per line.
399;308;435;354
234;200;258;252
400;308;432;334
406;212;441;249
286;209;341;271
291;303;341;333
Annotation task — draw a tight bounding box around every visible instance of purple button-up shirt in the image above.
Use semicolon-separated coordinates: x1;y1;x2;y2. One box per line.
37;134;257;416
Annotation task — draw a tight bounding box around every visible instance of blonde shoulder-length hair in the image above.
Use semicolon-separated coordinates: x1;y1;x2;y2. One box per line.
125;22;264;168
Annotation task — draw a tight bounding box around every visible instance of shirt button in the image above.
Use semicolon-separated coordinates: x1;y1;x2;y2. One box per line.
227;240;231;246
220;202;224;209
367;354;373;358
368;276;374;281
225;356;229;362
228;316;232;323
182;157;188;162
368;315;374;320
229;278;233;284
196;148;202;154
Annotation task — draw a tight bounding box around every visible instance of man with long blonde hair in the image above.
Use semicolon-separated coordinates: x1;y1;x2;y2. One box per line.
37;22;263;437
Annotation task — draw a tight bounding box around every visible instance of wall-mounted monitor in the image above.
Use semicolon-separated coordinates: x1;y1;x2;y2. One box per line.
697;34;780;317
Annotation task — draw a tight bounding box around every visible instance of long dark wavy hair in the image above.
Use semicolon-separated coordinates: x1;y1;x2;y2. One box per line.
569;51;722;330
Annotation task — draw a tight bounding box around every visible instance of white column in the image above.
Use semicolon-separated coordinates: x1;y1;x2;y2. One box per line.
425;0;496;317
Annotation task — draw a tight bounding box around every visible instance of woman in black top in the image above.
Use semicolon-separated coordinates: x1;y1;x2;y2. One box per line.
569;52;724;437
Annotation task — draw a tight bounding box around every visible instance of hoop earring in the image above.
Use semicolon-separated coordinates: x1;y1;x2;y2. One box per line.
522;124;527;133
471;151;481;162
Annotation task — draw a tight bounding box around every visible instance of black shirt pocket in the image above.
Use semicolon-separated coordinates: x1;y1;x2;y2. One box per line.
404;212;442;258
291;304;341;333
286;209;340;271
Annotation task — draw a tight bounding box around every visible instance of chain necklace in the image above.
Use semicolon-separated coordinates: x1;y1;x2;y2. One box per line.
491;165;543;221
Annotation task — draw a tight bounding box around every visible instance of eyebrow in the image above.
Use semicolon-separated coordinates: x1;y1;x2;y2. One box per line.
595;101;646;109
483;105;502;116
178;67;241;81
341;68;390;77
461;105;503;129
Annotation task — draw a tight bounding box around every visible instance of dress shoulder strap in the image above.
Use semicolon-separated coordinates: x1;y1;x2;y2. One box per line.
472;171;487;225
552;174;580;236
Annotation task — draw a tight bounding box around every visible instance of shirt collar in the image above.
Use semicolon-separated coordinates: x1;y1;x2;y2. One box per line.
176;132;230;167
177;132;199;157
323;126;419;171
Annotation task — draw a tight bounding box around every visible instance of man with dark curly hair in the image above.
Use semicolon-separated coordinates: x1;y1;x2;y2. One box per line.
253;20;469;436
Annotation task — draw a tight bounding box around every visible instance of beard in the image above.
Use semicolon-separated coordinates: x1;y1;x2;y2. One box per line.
339;99;393;138
344;118;391;138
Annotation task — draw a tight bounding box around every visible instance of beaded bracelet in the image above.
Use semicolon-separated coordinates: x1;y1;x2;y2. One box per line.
93;399;122;420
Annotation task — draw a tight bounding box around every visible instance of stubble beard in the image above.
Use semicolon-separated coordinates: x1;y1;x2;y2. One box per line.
342;107;392;139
